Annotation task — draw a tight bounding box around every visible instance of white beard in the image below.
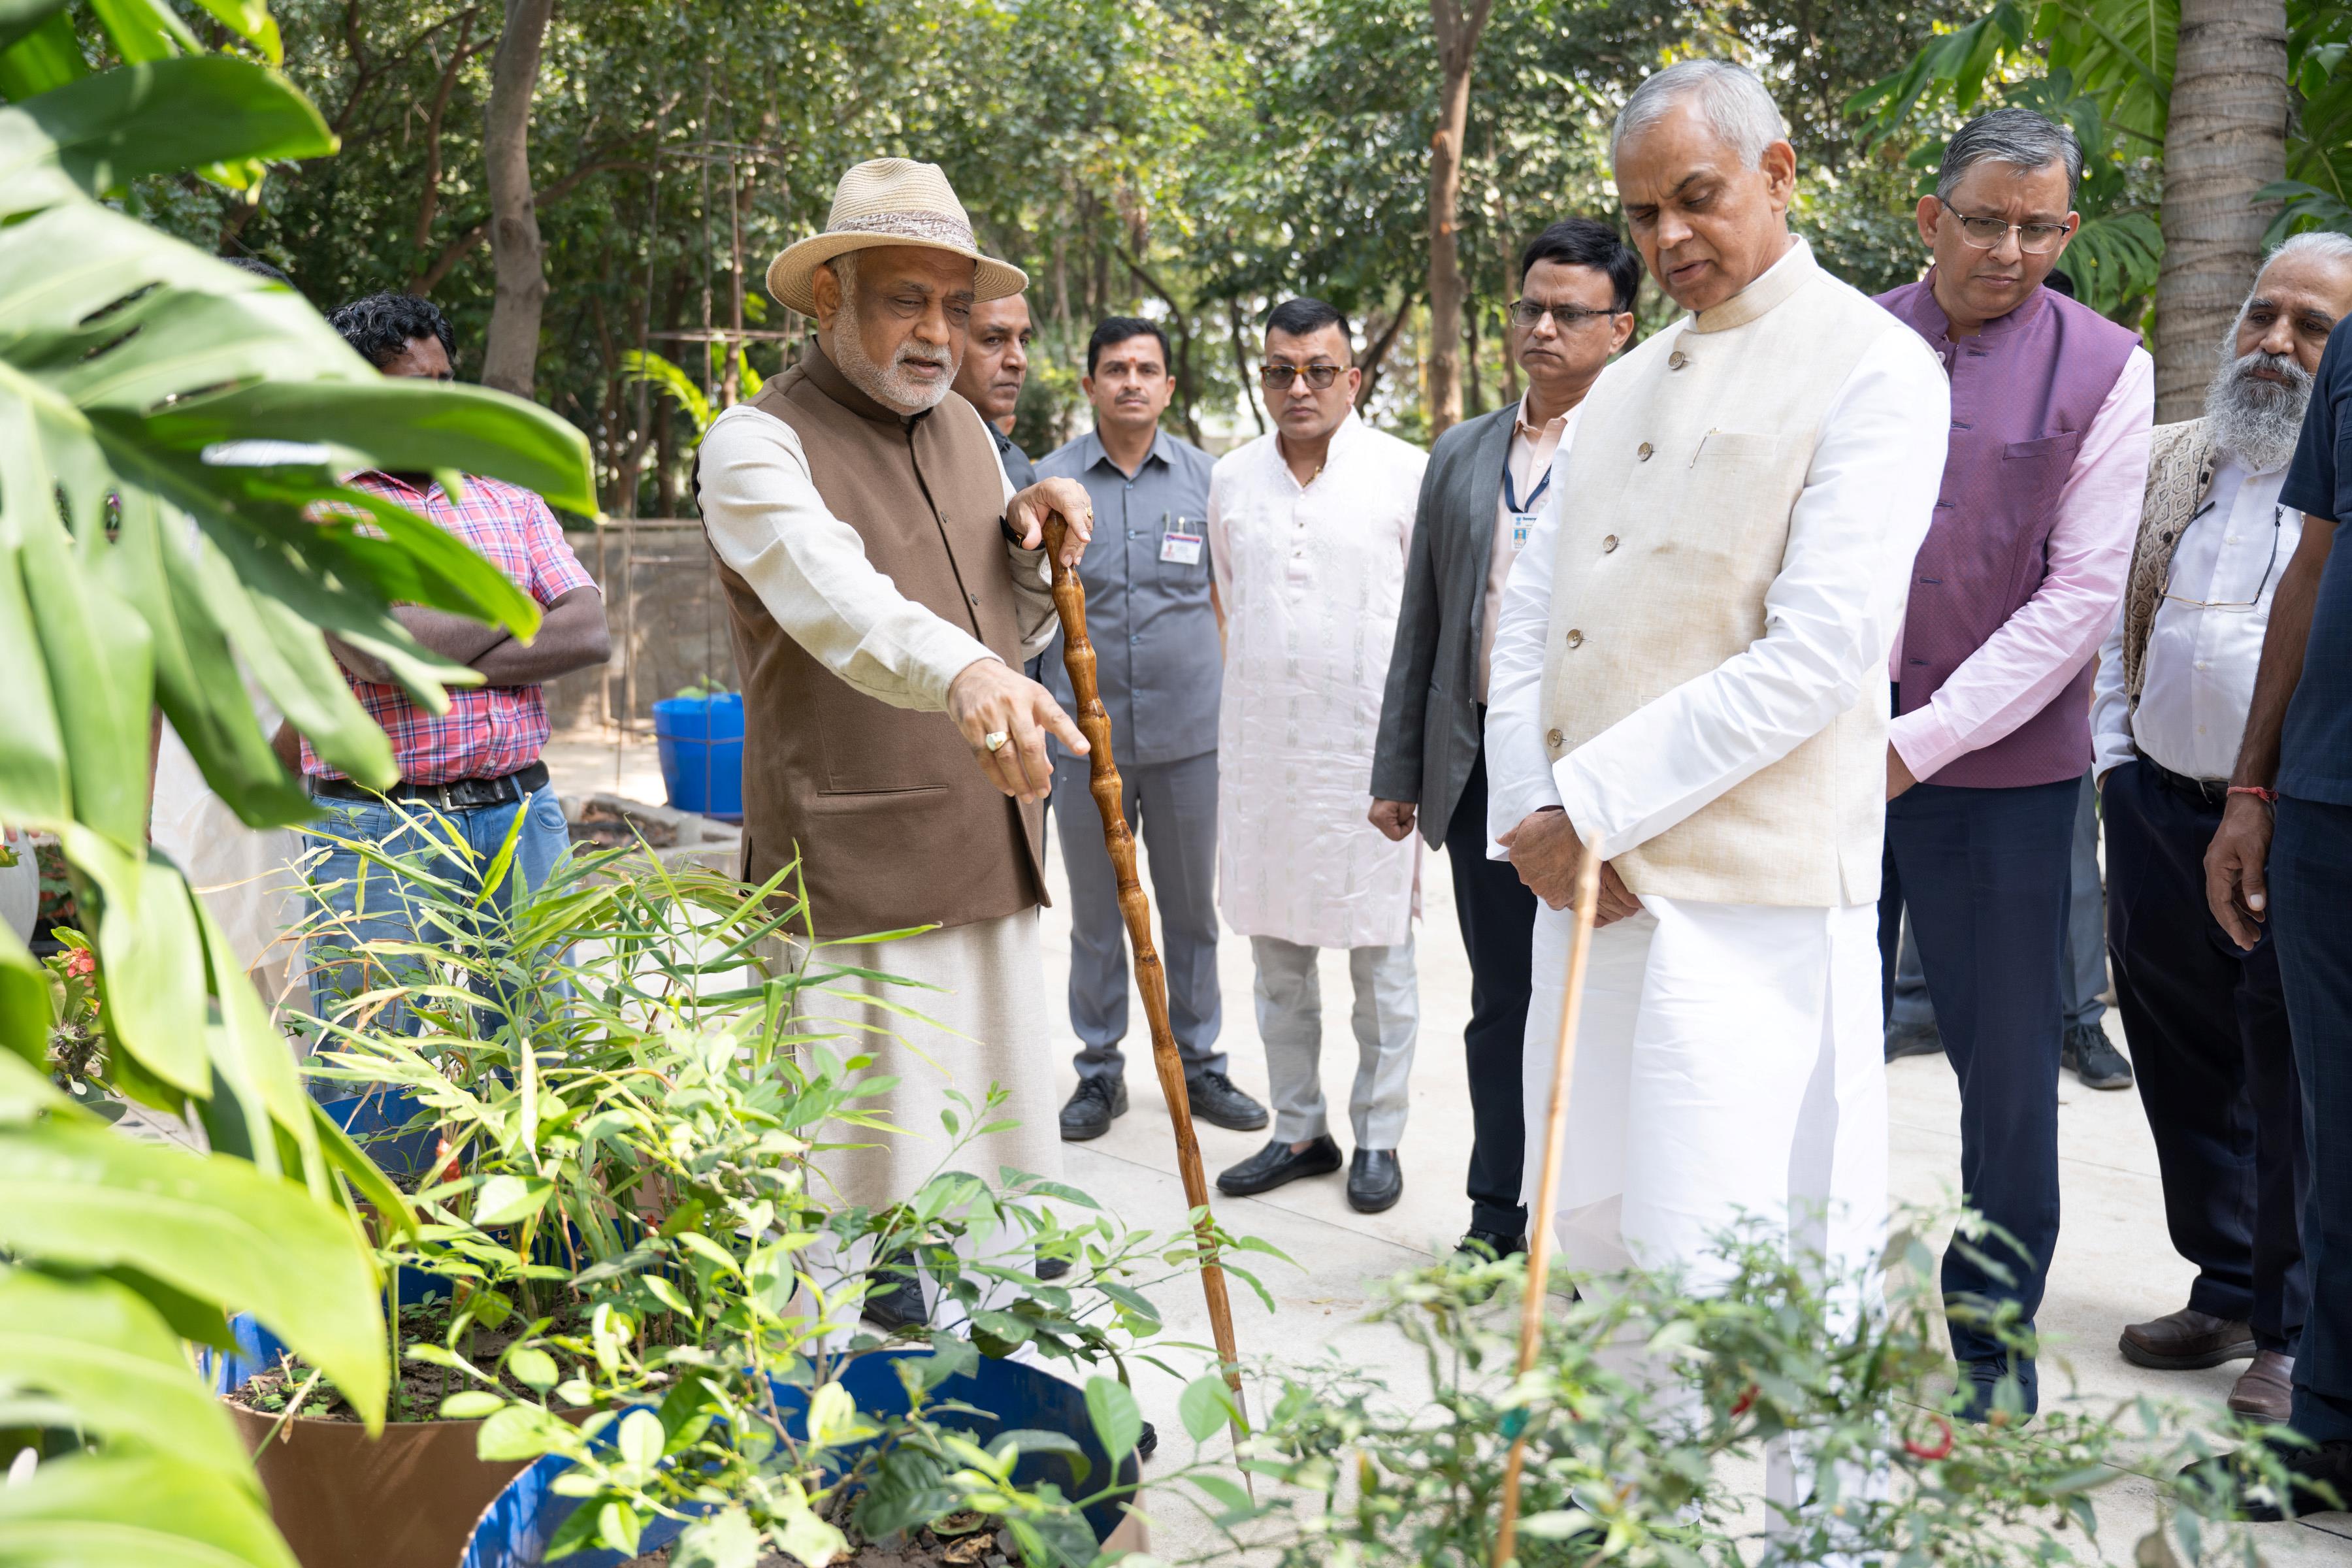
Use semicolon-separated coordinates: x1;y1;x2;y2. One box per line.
2203;335;2313;476
827;261;958;414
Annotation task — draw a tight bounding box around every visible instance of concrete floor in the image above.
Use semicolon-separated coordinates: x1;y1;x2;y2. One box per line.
553;734;2352;1561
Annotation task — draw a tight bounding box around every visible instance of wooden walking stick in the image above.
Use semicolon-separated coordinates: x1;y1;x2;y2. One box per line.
1492;836;1603;1568
1041;512;1250;1432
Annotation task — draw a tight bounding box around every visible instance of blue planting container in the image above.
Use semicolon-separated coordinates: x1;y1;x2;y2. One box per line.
458;1350;1143;1567
650;692;743;820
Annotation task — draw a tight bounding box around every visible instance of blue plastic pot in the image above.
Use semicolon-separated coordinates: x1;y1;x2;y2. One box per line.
650;692;744;820
459;1350;1143;1567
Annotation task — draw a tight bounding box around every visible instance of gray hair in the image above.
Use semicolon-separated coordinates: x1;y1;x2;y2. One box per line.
2265;229;2352;276
1937;107;2083;208
1610;59;1788;171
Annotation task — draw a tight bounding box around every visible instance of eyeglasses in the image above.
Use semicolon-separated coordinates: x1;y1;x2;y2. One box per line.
1938;199;2075;255
1507;301;1623;331
1260;362;1343;390
2161;502;2284;612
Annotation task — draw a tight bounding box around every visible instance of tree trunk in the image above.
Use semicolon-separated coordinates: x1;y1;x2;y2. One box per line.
480;0;555;399
2153;0;2289;421
1424;0;1494;438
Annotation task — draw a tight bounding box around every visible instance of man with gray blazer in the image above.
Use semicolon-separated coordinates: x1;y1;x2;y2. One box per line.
1370;218;1640;1258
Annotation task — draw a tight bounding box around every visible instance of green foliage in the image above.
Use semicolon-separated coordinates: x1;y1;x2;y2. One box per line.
293;832;1222;1563
1153;1215;2294;1567
0;3;598;1562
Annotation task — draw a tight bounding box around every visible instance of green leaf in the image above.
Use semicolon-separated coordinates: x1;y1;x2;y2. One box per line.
671;1507;762;1568
440;1390;506;1420
473;1173;555;1228
1190;1473;1254;1522
0;10;89;101
0;57;333;212
506;1347;559;1392
1083;1375;1142;1467
0;1115;387;1428
0;1267;255;1482
615;1407;665;1470
1178;1372;1242;1443
0;1451;297;1567
0;0;70;56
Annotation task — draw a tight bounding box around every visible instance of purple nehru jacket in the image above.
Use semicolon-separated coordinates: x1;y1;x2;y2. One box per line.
1875;277;2140;788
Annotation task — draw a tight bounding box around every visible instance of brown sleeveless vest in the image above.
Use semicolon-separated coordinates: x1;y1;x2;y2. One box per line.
702;344;1045;939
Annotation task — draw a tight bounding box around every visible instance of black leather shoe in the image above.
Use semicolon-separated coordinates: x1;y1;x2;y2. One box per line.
2063;1022;2133;1089
1456;1229;1527;1260
1884;1020;1943;1060
1059;1076;1127;1141
1186;1070;1269;1132
1348;1149;1403;1213
861;1262;926;1332
2119;1306;2255;1369
1216;1134;1341;1196
1035;1254;1071;1282
1137;1421;1158;1462
2180;1438;2352;1522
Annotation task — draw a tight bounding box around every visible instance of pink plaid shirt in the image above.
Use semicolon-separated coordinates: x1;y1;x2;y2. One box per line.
304;472;596;785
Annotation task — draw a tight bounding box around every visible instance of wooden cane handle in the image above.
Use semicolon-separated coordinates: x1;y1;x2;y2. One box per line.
1040;506;1249;1416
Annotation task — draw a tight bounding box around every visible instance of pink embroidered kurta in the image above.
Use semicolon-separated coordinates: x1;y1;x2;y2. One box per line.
1207;413;1428;949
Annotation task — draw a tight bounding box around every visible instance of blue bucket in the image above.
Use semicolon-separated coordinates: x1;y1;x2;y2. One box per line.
459;1350;1142;1566
650;693;743;820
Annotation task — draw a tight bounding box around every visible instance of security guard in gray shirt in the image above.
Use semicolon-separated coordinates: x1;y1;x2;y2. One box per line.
1037;318;1267;1140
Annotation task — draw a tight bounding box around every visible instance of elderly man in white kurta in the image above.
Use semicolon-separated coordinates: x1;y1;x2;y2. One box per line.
1488;62;1948;1502
695;160;1096;1330
1209;297;1430;1216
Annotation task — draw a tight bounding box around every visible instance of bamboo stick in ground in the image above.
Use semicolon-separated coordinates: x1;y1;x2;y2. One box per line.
1492;836;1603;1568
1041;512;1249;1429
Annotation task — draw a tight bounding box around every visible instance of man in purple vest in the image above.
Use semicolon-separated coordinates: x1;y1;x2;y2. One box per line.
1875;107;2154;1419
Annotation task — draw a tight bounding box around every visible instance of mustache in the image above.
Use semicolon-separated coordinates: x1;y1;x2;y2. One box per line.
2231;349;2311;394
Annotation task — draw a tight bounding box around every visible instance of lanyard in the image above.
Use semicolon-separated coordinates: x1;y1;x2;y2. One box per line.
1502;451;1550;515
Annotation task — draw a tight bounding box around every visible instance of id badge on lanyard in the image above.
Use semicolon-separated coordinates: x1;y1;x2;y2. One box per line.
1503;452;1550;553
1160;513;1205;566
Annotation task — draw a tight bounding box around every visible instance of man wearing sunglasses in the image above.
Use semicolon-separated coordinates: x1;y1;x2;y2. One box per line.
1370;218;1639;1261
1873;106;2153;1419
2091;233;2352;1425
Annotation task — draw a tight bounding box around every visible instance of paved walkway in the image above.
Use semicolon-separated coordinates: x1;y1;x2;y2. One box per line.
545;734;2350;1560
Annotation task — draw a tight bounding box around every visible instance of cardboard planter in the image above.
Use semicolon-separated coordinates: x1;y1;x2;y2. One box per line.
459;1348;1148;1567
212;1313;569;1568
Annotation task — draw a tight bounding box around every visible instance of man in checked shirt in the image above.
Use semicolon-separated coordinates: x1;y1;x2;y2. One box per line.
297;292;610;1036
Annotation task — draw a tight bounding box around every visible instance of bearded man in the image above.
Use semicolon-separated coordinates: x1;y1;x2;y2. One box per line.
2092;232;2352;1423
694;159;1094;1324
1486;60;1947;1520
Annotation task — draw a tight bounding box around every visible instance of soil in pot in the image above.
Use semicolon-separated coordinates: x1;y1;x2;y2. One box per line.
623;1512;1016;1567
223;1299;591;1568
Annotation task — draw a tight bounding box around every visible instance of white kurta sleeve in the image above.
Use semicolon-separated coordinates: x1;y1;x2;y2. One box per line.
1552;331;1952;858
698;402;1004;712
1484;451;1569;860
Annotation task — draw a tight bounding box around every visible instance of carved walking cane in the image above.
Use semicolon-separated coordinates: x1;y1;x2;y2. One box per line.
1041;513;1249;1430
1492;836;1603;1568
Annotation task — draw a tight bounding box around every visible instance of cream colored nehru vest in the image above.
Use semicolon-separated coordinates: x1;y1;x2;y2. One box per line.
1537;244;1907;907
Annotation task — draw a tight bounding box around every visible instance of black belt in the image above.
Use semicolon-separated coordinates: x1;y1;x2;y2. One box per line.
2134;748;2229;808
309;759;549;810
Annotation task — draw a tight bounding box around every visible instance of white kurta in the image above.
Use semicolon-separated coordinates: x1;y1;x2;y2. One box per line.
153;702;307;1017
1208;414;1428;949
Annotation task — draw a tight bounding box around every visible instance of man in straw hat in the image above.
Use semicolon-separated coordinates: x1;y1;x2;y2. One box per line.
1486;57;1947;1518
695;158;1095;1325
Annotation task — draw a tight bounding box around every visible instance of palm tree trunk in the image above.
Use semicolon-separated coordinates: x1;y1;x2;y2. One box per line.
1424;0;1494;438
481;0;555;399
2153;0;2289;421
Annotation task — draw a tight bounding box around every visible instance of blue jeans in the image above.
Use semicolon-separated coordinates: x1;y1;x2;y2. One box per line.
301;783;572;1056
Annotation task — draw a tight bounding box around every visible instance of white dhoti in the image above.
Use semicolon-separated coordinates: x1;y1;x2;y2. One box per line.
1526;893;1889;1540
767;908;1064;1219
1524;892;1887;1293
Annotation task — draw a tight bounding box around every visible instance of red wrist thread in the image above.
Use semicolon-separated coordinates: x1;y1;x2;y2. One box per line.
2229;785;2278;805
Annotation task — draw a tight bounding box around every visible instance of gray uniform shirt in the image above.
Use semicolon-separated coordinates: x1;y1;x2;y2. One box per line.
1034;427;1220;766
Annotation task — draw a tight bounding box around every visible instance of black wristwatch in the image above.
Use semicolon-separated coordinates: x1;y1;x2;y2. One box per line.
1001;514;1036;549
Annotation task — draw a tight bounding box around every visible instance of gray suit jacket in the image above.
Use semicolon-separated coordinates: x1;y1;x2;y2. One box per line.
1371;404;1517;847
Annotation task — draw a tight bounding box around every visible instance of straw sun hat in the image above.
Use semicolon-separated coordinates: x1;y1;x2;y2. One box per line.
766;158;1028;316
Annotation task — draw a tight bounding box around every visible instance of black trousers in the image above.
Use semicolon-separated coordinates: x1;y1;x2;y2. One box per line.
1881;776;2078;1408
1446;741;1539;1238
2271;794;2352;1441
2104;760;2308;1353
